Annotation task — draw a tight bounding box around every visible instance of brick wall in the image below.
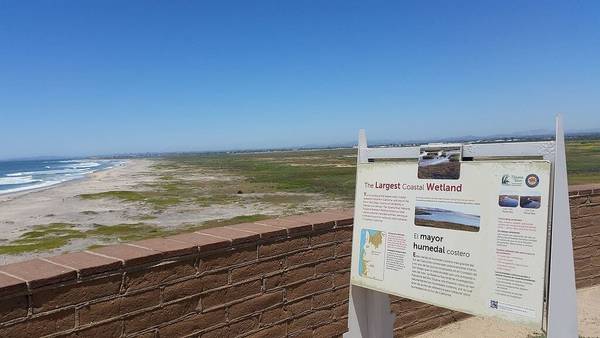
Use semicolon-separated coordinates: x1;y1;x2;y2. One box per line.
570;184;600;288
0;185;598;338
0;210;355;338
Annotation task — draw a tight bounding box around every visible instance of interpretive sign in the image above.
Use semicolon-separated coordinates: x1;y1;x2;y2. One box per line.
350;160;551;327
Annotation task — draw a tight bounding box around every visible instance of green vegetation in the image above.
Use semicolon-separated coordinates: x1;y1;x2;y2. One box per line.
200;214;270;228
0;214;272;255
0;223;87;255
137;214;158;221
165;149;357;200
156;141;600;203
565;139;600;185
4;140;600;256
157;141;600;204
78;189;183;210
75;141;600;213
76;149;356;213
89;223;179;241
0;222;180;255
80;190;146;202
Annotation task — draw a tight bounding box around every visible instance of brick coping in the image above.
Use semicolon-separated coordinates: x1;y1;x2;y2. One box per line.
0;209;354;295
569;183;600;195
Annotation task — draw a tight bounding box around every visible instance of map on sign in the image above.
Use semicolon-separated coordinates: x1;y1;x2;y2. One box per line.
358;229;385;281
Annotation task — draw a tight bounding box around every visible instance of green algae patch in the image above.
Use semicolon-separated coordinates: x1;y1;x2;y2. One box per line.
78;190;182;210
137;214;158;221
0;222;179;255
200;214;271;228
79;191;147;202
0;223;87;255
88;223;178;242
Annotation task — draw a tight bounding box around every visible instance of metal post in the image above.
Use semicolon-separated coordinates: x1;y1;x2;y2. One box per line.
344;129;395;338
547;115;578;338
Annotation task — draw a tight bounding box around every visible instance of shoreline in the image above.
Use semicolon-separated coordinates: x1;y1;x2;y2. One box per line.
0;160;128;200
0;159;156;253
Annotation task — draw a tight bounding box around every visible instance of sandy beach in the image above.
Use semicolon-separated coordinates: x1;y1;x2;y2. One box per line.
0;160;155;263
0;160;148;239
0;158;347;264
415;284;600;338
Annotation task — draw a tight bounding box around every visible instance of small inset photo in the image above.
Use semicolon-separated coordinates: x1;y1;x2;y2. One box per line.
498;195;519;208
417;146;461;180
520;196;541;209
414;200;480;232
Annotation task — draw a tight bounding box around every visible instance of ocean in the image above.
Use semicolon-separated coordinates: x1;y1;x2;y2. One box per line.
0;159;123;195
415;207;481;227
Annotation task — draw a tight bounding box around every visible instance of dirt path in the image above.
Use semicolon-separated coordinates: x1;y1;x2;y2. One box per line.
415;284;600;338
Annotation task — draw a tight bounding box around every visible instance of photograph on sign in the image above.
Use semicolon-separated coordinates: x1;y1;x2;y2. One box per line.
498;194;519;207
350;160;551;328
414;200;480;232
520;196;542;209
417;145;462;180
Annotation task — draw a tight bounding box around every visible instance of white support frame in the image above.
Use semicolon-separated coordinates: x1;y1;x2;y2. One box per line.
344;116;577;338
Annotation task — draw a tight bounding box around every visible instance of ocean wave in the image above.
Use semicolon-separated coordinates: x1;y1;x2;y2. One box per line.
6;168;90;176
0;176;41;185
0;159;119;195
71;161;101;168
0;180;62;195
6;172;27;177
58;161;103;170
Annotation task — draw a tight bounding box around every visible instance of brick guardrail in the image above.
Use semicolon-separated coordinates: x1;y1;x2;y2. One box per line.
0;185;599;337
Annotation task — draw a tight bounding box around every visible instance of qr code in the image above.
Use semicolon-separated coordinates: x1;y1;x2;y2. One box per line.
490;300;498;309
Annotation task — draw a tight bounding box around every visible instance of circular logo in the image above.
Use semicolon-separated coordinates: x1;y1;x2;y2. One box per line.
526;174;539;188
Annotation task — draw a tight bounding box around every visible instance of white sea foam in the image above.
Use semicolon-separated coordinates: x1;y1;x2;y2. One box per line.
0;176;41;185
0;159;118;195
8;168;89;176
71;162;101;168
0;180;64;195
6;172;27;177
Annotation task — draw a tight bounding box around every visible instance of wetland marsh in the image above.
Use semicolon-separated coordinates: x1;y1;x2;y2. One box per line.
0;139;598;263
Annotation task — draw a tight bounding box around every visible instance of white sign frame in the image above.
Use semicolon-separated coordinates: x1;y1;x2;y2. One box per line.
344;115;577;338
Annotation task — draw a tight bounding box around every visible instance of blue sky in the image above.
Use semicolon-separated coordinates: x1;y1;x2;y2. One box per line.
1;1;599;159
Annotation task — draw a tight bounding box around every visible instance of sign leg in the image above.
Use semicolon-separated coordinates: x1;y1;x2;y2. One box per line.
344;285;395;338
547;115;578;338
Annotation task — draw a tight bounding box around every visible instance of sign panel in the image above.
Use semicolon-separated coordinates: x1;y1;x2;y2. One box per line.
350;160;551;327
